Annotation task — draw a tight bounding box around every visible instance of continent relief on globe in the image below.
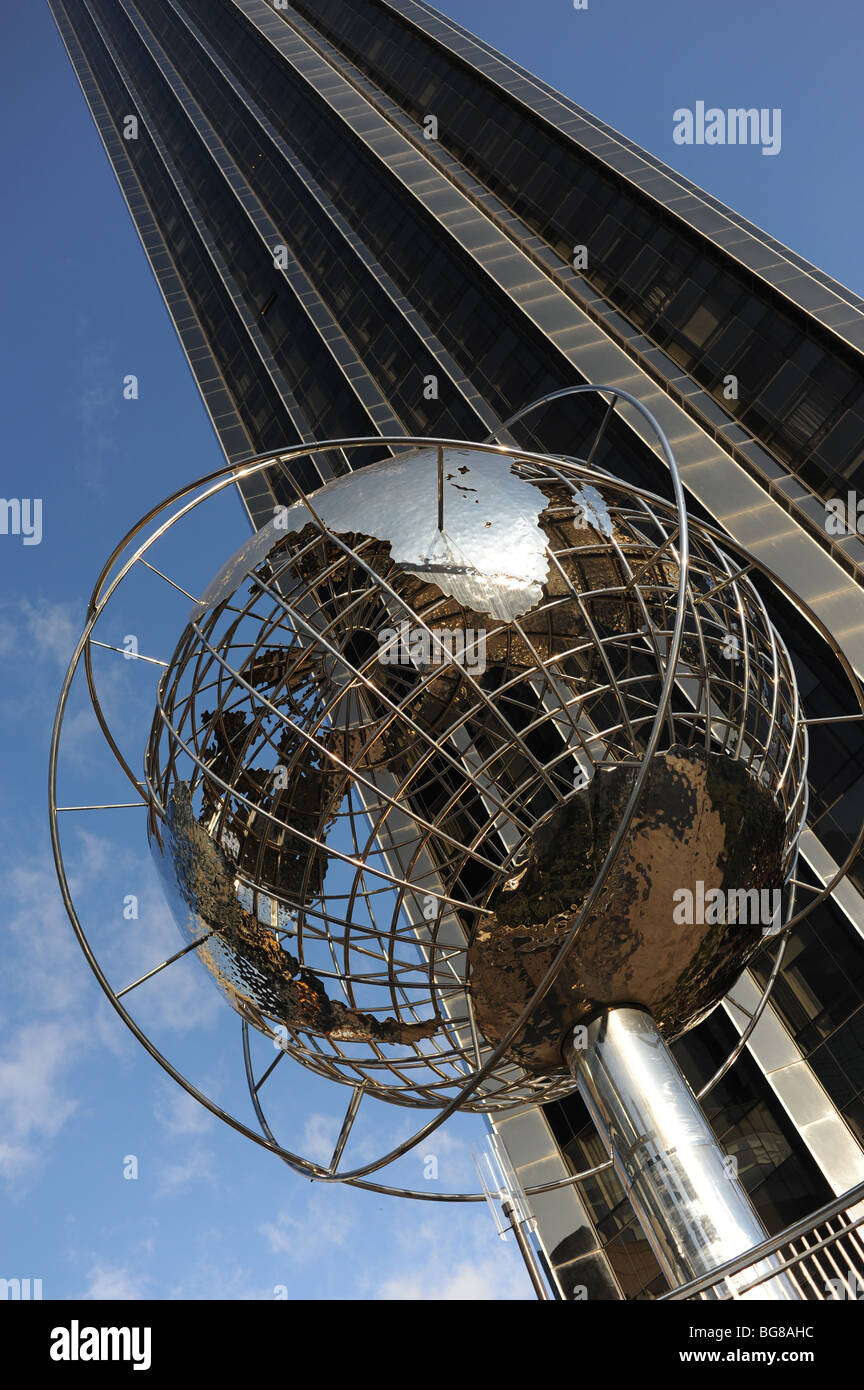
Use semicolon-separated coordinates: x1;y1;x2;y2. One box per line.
468;745;786;1075
150;783;440;1046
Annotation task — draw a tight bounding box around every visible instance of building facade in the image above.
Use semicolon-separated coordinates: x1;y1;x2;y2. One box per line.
47;0;864;1298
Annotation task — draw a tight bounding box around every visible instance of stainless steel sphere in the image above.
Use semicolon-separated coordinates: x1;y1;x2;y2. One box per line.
145;446;808;1111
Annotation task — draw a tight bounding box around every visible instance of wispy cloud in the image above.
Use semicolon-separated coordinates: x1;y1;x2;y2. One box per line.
6;854;96;1016
369;1215;531;1300
259;1188;356;1260
0;596;82;728
0;1019;89;1184
16;596;80;668
299;1112;341;1166
81;1262;147;1300
75;326;123;491
153;1078;216;1137
0;826;218;1190
373;1249;529;1300
166;1264;277;1301
155;1146;216;1197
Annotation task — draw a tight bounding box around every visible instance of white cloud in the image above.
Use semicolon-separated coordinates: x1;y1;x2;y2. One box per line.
6;856;96;1016
0;596;86;729
0;616;17;655
153;1079;215;1137
300;1112;340;1165
17;596;80;669
374;1250;530;1300
81;1263;145;1300
0;829;219;1189
259;1188;355;1259
155;1146;216;1196
367;1213;533;1301
166;1264;276;1301
0;1020;88;1183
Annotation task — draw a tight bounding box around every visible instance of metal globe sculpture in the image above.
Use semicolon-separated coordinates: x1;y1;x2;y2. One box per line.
146;436;806;1106
50;390;864;1295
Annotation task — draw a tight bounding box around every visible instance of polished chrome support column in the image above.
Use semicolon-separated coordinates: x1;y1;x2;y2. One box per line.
564;1007;799;1299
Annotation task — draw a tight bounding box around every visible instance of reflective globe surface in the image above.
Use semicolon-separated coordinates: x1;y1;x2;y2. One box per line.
146;447;806;1110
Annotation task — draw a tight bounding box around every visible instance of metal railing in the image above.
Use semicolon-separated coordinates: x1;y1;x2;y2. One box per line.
659;1176;864;1300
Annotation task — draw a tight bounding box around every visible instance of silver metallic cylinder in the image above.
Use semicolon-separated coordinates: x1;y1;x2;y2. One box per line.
565;1007;799;1299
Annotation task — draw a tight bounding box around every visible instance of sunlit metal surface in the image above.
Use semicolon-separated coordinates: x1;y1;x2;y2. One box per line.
196;447;560;622
566;1008;799;1299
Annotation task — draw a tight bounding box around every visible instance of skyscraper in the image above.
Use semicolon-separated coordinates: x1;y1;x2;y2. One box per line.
47;0;864;1299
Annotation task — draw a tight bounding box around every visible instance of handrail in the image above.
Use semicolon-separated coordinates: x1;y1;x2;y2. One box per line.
659;1176;864;1300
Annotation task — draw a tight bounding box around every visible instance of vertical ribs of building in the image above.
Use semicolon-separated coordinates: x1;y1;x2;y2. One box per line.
48;0;864;1298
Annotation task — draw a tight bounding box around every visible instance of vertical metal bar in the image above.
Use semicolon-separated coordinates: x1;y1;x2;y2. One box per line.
783;1239;822;1299
437;444;445;534
501;1200;552;1300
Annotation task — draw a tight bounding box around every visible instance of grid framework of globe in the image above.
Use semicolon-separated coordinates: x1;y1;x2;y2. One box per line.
144;447;807;1112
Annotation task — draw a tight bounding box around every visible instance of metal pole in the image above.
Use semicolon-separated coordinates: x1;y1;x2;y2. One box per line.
501;1200;553;1300
564;1007;800;1300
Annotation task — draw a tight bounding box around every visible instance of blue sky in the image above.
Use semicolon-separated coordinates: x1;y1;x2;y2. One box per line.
0;0;862;1301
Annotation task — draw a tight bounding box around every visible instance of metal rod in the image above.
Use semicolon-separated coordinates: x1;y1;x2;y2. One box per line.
116;932;214;999
696;561;756;602
329;1085;365;1173
565;1007;799;1299
501;1200;552;1300
437;444;444;533
137;557;201;603
88;639;168;668
585;394;618;467
730;1211;864;1298
253;1049;285;1093
803;714;864;726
